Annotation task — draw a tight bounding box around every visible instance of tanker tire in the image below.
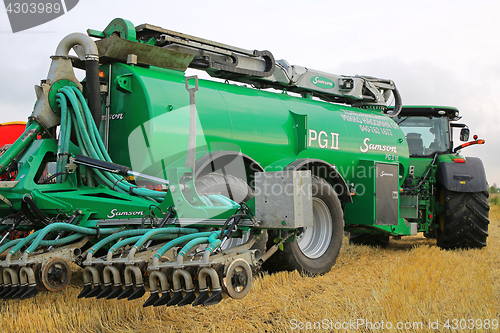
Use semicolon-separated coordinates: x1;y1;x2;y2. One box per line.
437;189;489;249
348;233;390;247
262;176;343;275
195;173;267;254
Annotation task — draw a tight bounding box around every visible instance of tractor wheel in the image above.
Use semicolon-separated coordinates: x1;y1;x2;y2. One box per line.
263;176;344;275
195;173;267;253
348;232;390;247
437;189;490;249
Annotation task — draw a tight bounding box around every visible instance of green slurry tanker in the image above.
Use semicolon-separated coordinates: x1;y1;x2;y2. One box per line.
0;18;489;305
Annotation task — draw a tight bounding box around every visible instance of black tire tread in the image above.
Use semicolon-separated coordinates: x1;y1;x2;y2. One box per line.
437;189;490;249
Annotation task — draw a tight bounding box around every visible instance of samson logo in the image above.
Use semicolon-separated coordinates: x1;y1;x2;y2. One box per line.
310;76;335;89
360;138;397;153
380;171;394;177
107;209;144;219
4;0;79;33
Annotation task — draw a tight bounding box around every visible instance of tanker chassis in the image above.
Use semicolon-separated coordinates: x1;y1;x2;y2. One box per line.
0;18;488;305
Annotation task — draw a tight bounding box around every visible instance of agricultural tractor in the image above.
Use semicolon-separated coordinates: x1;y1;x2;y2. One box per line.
349;106;489;248
0;18;488;306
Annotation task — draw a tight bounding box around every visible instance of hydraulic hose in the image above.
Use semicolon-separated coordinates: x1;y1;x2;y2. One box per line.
132;227;199;252
24;224;98;255
110;227;198;258
106;233;183;261
206;232;222;253
0;238;21;255
178;237;210;258
177;232;222;266
86;229;153;259
56;87;167;201
6;230;42;257
38;233;85;247
152;231;220;266
10;223;119;258
85;227;198;262
176;236;210;266
56;94;71;183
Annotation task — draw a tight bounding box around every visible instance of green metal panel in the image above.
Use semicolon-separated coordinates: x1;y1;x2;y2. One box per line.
344;160;411;235
102;63;410;226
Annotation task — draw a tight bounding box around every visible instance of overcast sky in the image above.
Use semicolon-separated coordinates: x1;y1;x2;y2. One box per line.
0;0;499;185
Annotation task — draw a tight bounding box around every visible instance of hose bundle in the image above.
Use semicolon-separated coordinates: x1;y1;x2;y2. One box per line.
55;86;166;202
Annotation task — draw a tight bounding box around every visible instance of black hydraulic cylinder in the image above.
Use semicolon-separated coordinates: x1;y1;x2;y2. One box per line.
73;155;130;176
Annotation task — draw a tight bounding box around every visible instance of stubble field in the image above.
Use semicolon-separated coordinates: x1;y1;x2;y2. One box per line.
0;205;498;332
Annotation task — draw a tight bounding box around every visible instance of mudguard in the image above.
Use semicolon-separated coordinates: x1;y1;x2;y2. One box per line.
437;157;488;192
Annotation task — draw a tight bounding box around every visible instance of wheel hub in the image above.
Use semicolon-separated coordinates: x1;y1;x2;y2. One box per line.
41;257;72;292
223;258;252;299
296;197;333;259
50;267;64;280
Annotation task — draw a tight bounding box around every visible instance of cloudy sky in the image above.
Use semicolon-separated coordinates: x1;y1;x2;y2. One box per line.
0;0;499;185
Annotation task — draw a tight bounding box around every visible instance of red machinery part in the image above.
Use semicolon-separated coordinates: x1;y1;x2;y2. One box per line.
0;122;26;148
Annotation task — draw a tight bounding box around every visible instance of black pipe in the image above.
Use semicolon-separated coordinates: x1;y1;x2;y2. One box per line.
85;59;102;129
73;154;131;176
22;195;49;225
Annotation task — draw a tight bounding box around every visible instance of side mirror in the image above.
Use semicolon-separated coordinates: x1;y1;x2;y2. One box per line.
460;128;470;141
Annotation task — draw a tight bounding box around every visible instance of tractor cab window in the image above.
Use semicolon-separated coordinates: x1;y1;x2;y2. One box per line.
395;116;450;156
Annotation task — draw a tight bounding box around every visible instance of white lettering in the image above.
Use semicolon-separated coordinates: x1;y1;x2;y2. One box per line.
360;138;398;154
360;138;370;153
318;131;328;148
312;76;333;86
308;129;341;150
308;129;317;147
107;209;145;219
330;132;339;150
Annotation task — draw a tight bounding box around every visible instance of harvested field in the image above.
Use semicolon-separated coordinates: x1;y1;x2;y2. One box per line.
1;205;499;332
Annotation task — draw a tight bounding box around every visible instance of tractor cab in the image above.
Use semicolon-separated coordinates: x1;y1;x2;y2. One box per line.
394;106;456;157
393;106;482;157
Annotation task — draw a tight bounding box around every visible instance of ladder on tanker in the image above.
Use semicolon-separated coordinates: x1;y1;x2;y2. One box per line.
88;18;401;116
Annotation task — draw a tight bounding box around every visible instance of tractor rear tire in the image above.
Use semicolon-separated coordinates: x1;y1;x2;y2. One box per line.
437;189;489;249
262;176;344;275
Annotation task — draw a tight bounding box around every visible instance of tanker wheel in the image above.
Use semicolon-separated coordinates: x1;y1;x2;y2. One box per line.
436;189;490;249
263;176;344;275
195;172;267;253
348;232;390;247
223;258;252;299
41;257;72;292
